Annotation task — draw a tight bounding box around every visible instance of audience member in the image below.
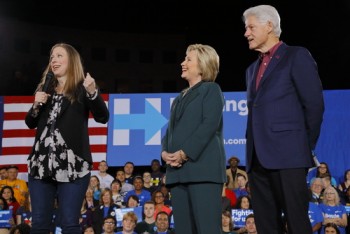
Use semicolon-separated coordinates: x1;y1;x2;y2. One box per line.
235;195;252;210
142;171;153;193
116;169;134;198
0;196;13;234
310;177;324;204
313;162;338;187
8;223;31;234
88;175;102;203
82;224;95;234
110;179;124;208
1;186;20;222
308;201;323;234
124;176;151;207
152;191;172;220
102;216;117;234
159;185;171;206
124;162;135;184
15;192;32;226
319;186;347;234
126;195;139;208
338;169;350;196
0;167;8;180
150;159;164;189
135;201;156;234
154;211;174;234
233;173;249;198
226;156;248;190
115;212;138;234
79;189;96;229
94;161;114;190
221;210;237;234
92;189;118;234
324;222;341;234
222;176;237;209
245;214;257;234
0;165;28;205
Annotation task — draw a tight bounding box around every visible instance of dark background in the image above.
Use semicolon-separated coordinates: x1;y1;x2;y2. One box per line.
0;0;349;92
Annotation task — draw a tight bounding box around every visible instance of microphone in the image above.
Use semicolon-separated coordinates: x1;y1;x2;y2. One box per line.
38;71;54;107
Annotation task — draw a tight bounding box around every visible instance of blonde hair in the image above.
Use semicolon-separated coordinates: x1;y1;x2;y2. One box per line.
186;44;219;82
123;211;138;224
322;186;340;205
36;43;85;102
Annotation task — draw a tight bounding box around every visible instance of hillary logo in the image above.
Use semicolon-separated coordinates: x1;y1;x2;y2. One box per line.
112;98;168;146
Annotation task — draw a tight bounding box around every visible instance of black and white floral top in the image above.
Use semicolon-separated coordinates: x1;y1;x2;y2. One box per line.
28;94;90;182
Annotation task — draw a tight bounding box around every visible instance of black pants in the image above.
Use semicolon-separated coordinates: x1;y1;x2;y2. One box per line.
248;155;312;234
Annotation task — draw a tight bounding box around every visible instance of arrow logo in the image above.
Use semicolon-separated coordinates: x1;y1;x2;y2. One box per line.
113;100;168;144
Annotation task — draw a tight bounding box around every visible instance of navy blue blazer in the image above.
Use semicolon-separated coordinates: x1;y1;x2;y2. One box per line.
245;43;324;172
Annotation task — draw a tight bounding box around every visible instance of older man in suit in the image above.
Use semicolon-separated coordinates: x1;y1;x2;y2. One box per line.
243;5;324;234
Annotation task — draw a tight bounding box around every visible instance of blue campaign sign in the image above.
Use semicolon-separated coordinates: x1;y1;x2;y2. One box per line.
106;92;248;166
115;206;143;227
231;209;254;228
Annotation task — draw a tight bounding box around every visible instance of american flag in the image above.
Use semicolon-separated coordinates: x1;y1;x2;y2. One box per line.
0;95;109;178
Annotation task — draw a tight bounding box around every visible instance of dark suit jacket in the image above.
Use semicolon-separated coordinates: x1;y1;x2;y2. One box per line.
245;43;324;172
25;86;109;164
162;81;226;184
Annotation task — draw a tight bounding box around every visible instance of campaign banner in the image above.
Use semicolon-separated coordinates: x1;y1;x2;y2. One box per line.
106;92;247;166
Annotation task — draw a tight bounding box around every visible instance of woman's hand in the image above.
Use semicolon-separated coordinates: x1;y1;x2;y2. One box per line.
83;72;97;95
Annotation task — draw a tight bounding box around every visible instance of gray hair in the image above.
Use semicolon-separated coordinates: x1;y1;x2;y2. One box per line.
243;5;282;37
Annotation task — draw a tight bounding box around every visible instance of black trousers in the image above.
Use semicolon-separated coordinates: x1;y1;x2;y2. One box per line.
248;155;312;234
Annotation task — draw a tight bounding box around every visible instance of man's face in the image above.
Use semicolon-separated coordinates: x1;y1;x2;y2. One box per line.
98;161;108;173
7;168;18;180
103;218;116;233
156;213;169;232
144;204;155;218
124;163;134;176
0;169;7;180
151;161;160;172
229;159;239;168
246;217;257;233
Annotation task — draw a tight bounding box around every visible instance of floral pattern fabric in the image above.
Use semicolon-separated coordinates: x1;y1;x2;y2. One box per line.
28;94;90;182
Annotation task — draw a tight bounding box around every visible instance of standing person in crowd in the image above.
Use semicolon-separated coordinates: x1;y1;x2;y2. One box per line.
116;169;134;200
245;214;258;234
324;223;341;234
221;210;237;234
94;160;114;190
124;162;135;184
319;186;347;234
161;44;226;234
1;186;20;222
25;43;109;234
242;4;324;234
115;212;138;234
135;201;156;234
313;162;338;187
154;212;174;234
0;165;28;205
0;166;8;180
150;159;164;189
226;156;248;190
89;175;102;202
338;169;350;195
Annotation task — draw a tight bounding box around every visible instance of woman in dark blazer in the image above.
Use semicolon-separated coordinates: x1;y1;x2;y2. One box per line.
25;43;109;234
161;44;226;234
